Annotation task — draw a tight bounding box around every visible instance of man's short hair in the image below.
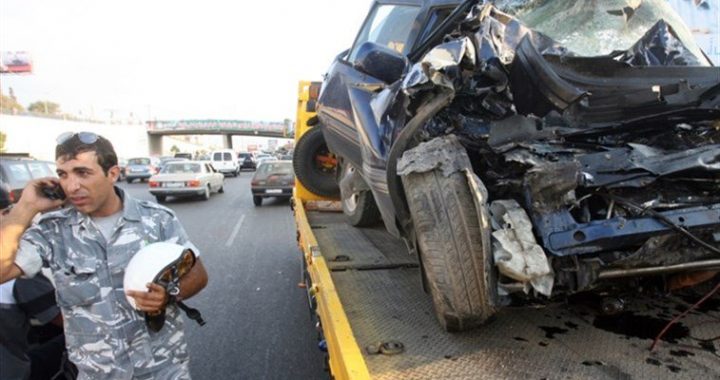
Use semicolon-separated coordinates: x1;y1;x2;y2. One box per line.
55;133;118;175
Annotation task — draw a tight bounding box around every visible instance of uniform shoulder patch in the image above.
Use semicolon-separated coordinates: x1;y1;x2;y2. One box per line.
137;200;175;217
37;208;73;224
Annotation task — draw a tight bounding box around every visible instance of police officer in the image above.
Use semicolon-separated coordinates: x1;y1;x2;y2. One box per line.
0;132;208;379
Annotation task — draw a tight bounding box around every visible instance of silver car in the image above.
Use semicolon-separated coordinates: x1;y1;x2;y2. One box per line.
148;161;224;202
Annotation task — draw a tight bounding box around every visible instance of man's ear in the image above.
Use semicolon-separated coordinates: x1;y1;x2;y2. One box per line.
108;166;121;182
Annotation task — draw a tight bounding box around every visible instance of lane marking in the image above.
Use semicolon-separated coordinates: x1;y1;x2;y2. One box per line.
225;214;246;247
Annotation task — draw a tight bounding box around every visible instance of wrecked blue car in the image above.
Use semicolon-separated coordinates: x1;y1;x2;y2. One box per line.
314;0;720;331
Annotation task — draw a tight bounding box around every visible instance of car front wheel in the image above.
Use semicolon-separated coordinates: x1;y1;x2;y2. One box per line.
202;185;211;201
403;166;497;332
253;195;262;206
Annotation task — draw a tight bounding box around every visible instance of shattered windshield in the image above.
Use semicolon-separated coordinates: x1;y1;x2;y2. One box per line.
495;0;710;65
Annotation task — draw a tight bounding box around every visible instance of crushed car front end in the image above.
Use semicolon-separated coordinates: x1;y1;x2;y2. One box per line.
317;0;719;329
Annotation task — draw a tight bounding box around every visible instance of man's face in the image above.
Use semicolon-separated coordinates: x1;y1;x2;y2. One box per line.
56;151;120;216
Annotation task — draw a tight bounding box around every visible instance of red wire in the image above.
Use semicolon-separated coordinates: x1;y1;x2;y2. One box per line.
650;280;720;352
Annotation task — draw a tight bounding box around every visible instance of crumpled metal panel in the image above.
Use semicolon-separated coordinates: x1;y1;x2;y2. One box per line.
617;19;706;66
396;135;472;177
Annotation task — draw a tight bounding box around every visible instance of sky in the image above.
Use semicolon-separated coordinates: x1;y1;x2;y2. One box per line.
0;0;372;122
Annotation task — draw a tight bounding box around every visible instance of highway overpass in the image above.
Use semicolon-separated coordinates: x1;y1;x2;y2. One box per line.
147;119;292;155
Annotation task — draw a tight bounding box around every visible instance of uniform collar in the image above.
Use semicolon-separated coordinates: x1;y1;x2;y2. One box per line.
67;186;140;225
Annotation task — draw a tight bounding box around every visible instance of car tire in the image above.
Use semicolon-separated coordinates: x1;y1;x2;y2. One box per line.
155;195;166;203
218;184;224;193
202;185;211;201
127;178;133;183
253;195;262;206
340;163;381;227
403;167;497;332
293;126;340;198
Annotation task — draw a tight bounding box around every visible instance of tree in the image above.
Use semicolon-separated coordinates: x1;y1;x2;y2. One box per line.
0;130;6;152
28;101;61;115
170;145;180;155
0;91;25;114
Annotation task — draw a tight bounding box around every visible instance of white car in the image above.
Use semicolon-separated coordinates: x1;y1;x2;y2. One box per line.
149;161;224;202
210;149;240;176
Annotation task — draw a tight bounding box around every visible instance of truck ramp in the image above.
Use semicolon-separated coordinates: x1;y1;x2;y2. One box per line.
308;211;720;380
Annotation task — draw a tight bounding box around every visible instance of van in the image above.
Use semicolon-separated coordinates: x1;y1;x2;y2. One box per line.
210;149;239;177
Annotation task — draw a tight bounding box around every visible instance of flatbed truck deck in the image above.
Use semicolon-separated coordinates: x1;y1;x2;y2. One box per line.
296;203;719;379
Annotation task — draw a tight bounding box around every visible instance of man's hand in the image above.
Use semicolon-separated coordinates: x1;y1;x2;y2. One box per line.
17;177;65;215
126;283;169;314
1;178;65;283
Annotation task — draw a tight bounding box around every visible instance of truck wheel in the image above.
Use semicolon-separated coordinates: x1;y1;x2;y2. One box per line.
403;169;497;332
293;126;340;198
340;163;381;227
253;196;262;206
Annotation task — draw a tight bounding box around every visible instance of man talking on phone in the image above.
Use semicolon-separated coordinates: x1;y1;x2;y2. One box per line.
0;132;208;379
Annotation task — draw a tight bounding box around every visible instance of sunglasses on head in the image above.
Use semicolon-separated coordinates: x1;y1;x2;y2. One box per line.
56;131;99;145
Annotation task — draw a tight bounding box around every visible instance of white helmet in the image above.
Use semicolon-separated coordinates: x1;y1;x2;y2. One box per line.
124;242;204;331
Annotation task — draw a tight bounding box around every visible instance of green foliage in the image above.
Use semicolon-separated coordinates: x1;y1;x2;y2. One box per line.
0;92;25;114
0;131;6;152
170;145;180;154
28;101;61;115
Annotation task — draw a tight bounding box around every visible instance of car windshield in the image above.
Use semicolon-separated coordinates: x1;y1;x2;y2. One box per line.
128;158;150;165
258;162;293;176
162;163;202;174
503;0;709;63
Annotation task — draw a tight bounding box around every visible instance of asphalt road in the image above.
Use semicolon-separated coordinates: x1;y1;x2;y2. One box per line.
118;172;327;380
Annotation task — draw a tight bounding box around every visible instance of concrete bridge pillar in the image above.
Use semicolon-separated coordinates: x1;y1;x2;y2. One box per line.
223;134;233;150
148;134;163;156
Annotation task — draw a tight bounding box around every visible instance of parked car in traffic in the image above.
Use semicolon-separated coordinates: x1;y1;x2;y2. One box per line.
210;149;240;177
125;157;158;183
313;0;720;331
174;152;193;160
148;161;224;202
255;155;277;166
157;157;189;173
0;157;57;209
250;160;294;206
237;152;256;171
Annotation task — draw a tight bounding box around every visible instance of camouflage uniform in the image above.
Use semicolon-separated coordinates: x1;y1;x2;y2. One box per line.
14;187;199;380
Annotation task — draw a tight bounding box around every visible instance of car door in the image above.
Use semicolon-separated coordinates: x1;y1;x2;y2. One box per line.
206;164;221;189
318;2;424;170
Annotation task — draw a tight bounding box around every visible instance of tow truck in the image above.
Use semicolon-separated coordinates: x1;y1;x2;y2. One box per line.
292;80;719;379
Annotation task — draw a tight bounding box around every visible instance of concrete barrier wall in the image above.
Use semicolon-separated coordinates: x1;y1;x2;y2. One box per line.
0;114;149;161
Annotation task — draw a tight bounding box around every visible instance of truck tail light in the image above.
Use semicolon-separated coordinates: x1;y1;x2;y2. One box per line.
149;181;159;188
187;180;201;187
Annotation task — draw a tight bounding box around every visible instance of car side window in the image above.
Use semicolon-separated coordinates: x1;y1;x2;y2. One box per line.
27;162;53;179
347;4;421;63
5;162;32;184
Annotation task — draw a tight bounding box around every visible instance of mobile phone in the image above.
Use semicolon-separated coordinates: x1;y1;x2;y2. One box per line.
41;185;66;201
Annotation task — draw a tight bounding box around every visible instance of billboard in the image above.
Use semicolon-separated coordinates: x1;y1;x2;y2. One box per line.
0;51;33;74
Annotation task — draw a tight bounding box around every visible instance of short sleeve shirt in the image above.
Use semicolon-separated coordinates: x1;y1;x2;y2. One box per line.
14;187;200;380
